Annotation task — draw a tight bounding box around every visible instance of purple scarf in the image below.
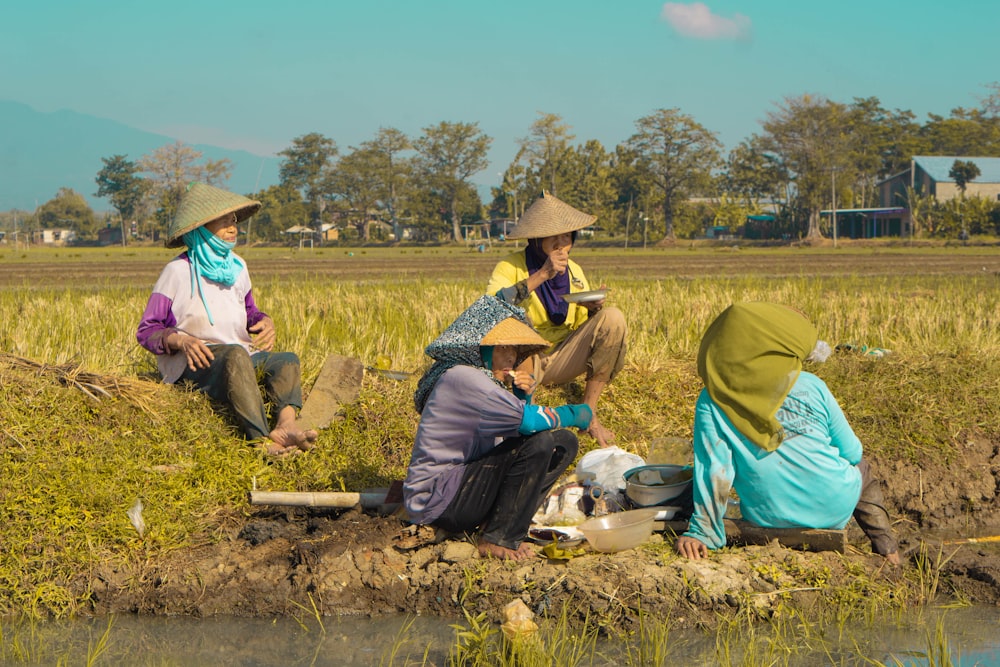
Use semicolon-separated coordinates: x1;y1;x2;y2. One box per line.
525;240;569;325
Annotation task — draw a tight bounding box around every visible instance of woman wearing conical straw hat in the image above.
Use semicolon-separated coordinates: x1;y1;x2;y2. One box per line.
487;192;627;448
137;183;317;456
405;295;592;561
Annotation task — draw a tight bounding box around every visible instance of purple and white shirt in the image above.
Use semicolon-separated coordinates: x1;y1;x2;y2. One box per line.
136;252;267;383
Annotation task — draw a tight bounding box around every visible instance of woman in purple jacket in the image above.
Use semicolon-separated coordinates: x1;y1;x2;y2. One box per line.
405;296;592;561
136;183;315;456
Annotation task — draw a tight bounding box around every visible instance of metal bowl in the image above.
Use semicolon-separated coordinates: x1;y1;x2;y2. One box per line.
623;464;693;507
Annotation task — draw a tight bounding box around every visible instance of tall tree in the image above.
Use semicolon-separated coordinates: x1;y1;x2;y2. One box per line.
722;135;789;209
561;139;614;231
979;81;1000;118
518;112;575;196
494;148;537;223
626;108;722;242
760;95;850;239
608;145;650;245
139;142;232;233
843;97;926;208
949;159;981;193
413;121;491;241
94;154;149;244
920;108;1000;156
845;98;926;184
247;183;309;244
36;188;98;238
327;146;383;241
278;133;339;232
359;127;412;242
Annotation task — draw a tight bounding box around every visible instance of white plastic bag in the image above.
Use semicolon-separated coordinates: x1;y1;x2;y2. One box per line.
575;446;645;492
532;482;588;526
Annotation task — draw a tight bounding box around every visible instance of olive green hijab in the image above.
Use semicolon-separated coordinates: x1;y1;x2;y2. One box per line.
696;303;818;451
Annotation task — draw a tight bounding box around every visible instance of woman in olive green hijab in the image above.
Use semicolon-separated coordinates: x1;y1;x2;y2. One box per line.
676;303;899;565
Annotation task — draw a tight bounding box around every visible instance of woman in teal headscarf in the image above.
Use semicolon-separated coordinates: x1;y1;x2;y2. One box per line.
137;183;316;456
676;303;899;565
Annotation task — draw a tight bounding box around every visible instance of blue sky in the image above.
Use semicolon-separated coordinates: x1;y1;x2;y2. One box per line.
3;0;998;190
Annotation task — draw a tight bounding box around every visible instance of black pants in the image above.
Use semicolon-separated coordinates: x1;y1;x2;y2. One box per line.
434;429;579;550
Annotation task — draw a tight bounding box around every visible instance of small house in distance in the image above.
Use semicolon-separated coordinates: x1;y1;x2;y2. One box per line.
879;156;1000;208
873;156;1000;237
39;228;77;245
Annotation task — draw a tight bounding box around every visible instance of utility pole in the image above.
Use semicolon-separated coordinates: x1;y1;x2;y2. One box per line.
831;169;838;248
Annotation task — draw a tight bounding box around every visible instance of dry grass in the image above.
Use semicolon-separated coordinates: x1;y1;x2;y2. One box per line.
0;244;997;617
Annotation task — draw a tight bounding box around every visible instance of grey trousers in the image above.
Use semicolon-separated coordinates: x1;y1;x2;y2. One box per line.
854;458;899;556
179;344;303;441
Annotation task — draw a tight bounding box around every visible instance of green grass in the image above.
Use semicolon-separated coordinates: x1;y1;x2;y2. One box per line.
0;245;997;619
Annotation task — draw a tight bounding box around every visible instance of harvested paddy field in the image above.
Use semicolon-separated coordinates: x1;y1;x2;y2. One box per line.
1;241;997;289
0;241;998;636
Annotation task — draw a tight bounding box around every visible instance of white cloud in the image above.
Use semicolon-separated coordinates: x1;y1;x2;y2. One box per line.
660;2;751;40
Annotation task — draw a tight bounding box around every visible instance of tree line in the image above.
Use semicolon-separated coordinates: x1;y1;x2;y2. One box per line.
8;87;1000;245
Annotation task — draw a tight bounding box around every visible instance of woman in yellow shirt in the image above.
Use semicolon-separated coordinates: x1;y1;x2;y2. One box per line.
487;193;627;447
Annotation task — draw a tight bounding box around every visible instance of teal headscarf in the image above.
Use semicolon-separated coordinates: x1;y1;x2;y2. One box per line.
182;225;244;326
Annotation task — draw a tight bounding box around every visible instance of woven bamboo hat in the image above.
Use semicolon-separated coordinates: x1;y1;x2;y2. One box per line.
505;192;596;240
165;183;262;248
480;318;550;353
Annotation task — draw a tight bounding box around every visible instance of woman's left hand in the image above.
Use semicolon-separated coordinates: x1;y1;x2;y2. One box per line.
583;284;608;315
249;316;276;351
676;535;710;560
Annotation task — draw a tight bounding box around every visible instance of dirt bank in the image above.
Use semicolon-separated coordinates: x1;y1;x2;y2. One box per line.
85;431;1000;630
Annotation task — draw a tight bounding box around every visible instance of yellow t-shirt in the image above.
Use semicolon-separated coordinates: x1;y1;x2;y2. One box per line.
486;250;591;348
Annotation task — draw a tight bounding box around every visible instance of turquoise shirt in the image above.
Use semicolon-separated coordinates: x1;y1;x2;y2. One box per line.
684;371;863;550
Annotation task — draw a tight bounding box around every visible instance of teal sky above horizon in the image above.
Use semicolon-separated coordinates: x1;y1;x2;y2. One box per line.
3;0;997;189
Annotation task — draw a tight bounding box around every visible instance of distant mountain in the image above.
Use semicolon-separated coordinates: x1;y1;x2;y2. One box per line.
0;100;280;212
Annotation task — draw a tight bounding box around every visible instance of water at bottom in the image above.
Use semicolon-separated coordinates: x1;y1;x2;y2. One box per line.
2;606;999;666
0;615;451;667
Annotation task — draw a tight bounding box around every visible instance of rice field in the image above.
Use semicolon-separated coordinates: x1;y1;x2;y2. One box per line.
0;241;997;620
1;243;997;377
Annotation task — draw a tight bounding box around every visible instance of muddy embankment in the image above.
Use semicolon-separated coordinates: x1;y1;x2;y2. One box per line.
84;433;1000;631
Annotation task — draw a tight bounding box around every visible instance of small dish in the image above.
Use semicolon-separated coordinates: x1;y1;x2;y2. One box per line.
528;526;585;547
562;289;608;304
653;506;683;521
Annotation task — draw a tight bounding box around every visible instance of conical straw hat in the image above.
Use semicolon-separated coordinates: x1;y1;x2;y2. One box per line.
480;317;550;353
165;182;262;248
505;192;596;240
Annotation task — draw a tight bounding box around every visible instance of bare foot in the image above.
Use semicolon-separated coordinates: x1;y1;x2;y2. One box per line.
292;428;319;451
259;439;298;458
477;541;537;561
584;415;616;448
269;423;317;452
